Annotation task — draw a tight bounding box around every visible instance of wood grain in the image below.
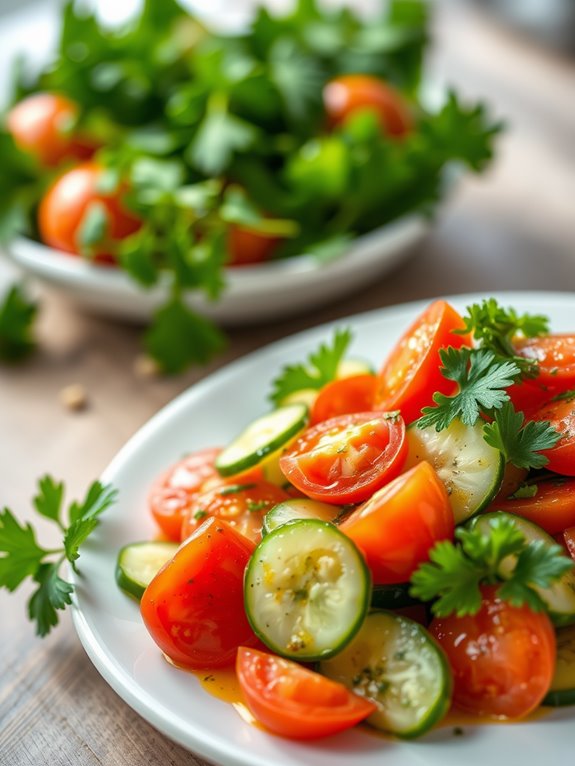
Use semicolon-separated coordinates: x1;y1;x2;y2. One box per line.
1;2;574;763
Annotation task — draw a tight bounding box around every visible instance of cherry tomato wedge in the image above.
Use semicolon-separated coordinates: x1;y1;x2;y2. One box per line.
149;448;221;541
7;92;96;167
310;374;377;425
279;412;407;505
374;300;471;424
514;334;575;386
181;479;290;543
236;647;376;739
491;477;575;535
228;226;280;266
430;585;556;719
323;74;412;138
38;161;141;263
530;394;575;476
339;461;454;584
140;518;259;670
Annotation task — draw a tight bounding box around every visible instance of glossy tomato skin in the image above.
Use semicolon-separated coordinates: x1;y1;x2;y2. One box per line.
310;374;377;425
339;461;454;584
7;92;96;167
236;647;376;739
38;162;141;263
181;479;290;543
514;334;575;387
227;226;279;266
374;300;471;425
492;477;575;535
149;448;221;541
430;585;556;719
323;75;412;138
140;518;258;670
279;411;407;505
530;395;575;476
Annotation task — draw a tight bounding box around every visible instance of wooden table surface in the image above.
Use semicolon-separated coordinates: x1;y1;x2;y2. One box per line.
1;1;575;763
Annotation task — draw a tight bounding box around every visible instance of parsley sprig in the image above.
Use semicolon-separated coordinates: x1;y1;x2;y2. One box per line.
417;347;521;430
0;477;117;636
483;402;561;469
269;328;352;406
410;514;573;617
0;283;37;362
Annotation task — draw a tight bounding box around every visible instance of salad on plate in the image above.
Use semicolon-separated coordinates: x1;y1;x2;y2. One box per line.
111;297;575;741
0;0;501;371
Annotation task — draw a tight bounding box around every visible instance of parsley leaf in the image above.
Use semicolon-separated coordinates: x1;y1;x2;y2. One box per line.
410;514;573;617
483;402;561;469
0;283;38;362
417;348;520;430
0;476;117;636
269;328;352;406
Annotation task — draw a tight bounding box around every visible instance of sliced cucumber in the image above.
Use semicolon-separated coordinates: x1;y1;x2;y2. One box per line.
215;404;308;477
262;499;339;536
337;358;375;378
473;512;575;626
115;541;178;600
543;624;575;706
405;418;504;524
244;519;370;661
320;610;451;738
371;583;421;610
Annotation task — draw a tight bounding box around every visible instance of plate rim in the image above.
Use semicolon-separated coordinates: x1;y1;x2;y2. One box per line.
70;289;575;765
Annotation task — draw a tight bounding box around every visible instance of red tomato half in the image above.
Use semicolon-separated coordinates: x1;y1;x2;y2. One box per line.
430;585;556;719
530;395;575;476
7;92;96;167
323;75;412;138
236;647;376;739
491;477;575;535
374;300;471;424
140;518;258;670
514;335;575;386
339;461;454;584
38;162;141;263
228;226;279;266
181;479;290;543
149;448;221;541
310;374;377;425
279;412;407;505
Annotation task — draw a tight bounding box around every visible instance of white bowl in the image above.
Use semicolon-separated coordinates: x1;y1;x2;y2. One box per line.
6;215;428;325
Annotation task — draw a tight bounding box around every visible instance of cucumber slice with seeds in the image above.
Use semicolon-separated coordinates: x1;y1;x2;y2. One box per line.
473;512;575;626
320;610;452;738
405;418;503;524
216;404;308;477
244;519;370;661
116;541;178;600
262;499;339;536
543;623;575;706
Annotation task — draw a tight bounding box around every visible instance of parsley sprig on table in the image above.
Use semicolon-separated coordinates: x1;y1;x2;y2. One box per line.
0;477;117;636
0;0;502;373
410;515;573;617
0;282;37;362
269;328;352;406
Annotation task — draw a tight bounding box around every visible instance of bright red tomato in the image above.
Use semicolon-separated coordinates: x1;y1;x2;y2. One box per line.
140;518;259;670
339;461;453;584
323;74;412;138
228;226;280;266
310;374;377;425
514;335;575;387
373;300;471;424
279;411;407;505
180;479;290;543
236;647;376;739
530;394;575;476
491;477;575;535
149;448;221;541
38;162;141;263
7;92;97;167
430;585;556;719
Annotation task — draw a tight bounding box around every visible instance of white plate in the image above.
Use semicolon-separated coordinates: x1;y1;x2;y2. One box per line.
6;217;427;325
70;291;575;766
